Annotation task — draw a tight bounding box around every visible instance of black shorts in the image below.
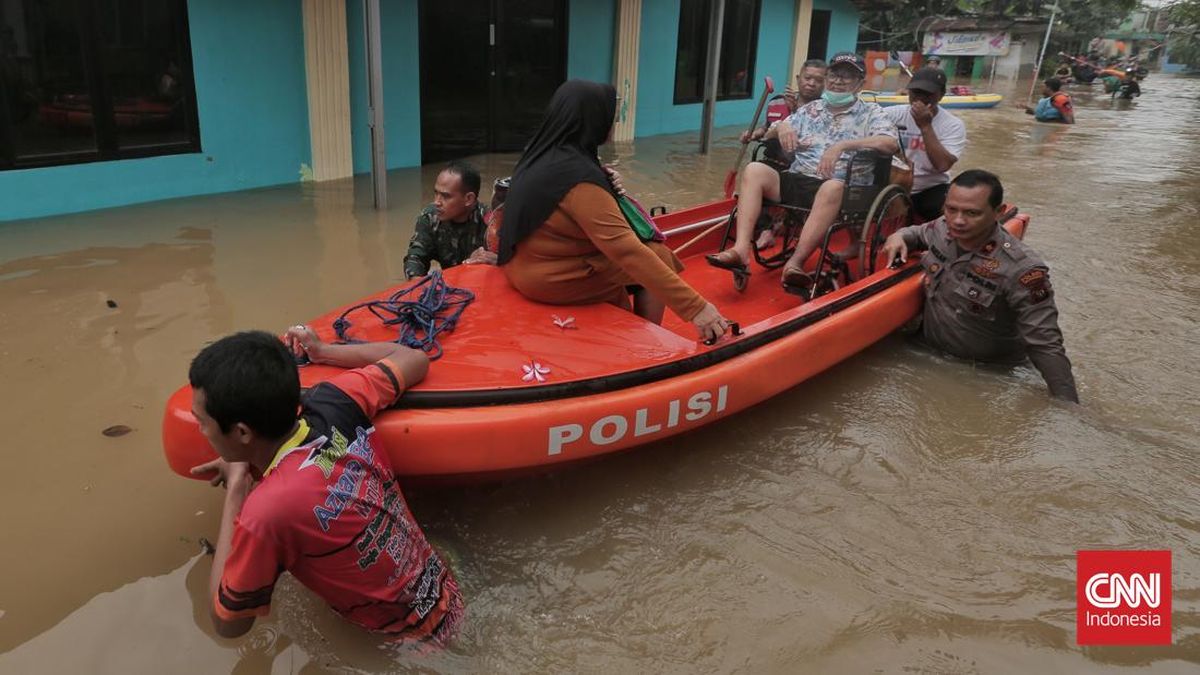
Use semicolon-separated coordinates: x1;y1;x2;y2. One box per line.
778;172;827;208
911;183;950;222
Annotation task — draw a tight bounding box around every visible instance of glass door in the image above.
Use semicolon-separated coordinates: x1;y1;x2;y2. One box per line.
419;0;566;163
419;0;491;163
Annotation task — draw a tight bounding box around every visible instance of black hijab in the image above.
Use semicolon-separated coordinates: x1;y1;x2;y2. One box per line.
498;80;618;265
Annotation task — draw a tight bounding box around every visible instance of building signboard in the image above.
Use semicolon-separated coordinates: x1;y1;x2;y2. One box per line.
923;31;1011;56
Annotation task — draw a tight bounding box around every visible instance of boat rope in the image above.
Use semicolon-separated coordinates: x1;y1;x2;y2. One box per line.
331;270;474;360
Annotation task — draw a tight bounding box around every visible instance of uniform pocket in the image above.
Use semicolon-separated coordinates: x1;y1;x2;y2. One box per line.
954;283;998;319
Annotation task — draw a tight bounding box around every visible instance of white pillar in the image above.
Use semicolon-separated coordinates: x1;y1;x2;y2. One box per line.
612;0;642;143
301;0;353;181
788;0;814;86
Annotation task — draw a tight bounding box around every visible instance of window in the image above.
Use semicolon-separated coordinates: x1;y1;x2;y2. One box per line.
673;0;761;105
0;0;200;171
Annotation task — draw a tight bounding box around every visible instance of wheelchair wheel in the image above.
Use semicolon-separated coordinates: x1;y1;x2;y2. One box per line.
859;185;913;278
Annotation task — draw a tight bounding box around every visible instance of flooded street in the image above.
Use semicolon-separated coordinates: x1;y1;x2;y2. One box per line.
1;74;1198;673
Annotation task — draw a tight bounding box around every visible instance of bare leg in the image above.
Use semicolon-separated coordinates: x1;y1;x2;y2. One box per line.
632;288;666;324
782;180;845;273
715;162;781;266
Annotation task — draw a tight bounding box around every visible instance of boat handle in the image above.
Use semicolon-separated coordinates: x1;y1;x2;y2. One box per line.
704;321;742;346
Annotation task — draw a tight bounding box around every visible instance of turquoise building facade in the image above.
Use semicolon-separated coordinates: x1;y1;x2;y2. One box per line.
0;0;858;221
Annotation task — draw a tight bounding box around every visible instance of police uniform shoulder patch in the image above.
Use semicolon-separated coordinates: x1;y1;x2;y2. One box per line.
1019;269;1046;286
1019;268;1052;303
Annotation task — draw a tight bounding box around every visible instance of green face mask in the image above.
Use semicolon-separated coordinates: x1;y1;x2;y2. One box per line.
822;90;857;107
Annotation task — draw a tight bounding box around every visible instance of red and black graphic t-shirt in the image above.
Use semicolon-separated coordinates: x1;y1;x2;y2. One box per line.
213;361;464;642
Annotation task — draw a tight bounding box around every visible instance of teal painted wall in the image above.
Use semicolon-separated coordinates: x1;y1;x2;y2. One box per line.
634;0;800;138
813;0;859;61
0;0;311;222
346;0;421;174
568;0;616;82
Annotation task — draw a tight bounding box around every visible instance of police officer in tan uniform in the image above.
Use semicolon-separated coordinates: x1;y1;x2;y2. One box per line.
882;169;1078;401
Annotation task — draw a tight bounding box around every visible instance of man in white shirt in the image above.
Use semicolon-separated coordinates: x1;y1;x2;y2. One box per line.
885;67;966;222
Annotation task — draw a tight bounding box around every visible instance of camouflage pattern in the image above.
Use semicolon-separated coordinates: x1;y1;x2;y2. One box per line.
898;216;1078;401
403;203;488;279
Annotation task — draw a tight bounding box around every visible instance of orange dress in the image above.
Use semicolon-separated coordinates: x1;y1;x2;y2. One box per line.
503;183;707;321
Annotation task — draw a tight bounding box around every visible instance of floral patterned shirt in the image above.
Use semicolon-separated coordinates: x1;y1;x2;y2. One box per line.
781;98;898;183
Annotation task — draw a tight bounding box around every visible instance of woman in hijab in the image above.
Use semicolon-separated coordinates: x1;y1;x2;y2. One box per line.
499;80;730;342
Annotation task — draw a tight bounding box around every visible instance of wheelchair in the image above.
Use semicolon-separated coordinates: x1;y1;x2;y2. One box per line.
711;144;914;299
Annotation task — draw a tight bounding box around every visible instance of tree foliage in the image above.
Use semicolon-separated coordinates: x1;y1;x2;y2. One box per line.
1166;0;1200;67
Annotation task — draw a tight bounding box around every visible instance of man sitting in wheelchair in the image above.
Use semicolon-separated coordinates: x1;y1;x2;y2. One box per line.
706;51;899;292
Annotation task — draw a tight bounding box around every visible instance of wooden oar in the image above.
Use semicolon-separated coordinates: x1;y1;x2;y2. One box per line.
722;76;775;199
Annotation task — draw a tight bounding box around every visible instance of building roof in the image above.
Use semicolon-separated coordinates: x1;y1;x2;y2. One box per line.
922;16;1048;35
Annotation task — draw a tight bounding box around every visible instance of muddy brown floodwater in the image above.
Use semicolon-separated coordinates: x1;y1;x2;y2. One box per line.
1;75;1197;673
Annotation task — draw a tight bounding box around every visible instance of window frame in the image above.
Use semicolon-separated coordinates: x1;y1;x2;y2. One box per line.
0;0;202;172
672;0;762;106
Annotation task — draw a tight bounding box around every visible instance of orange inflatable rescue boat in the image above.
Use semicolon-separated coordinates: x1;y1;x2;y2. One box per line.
163;200;1029;483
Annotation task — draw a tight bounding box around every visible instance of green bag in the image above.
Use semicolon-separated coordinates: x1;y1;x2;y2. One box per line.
617;194;665;243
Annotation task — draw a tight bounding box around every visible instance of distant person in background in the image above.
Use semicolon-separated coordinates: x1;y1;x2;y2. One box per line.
1114;69;1142;100
1053;60;1074;84
1024;79;1075;124
404;161;489;279
1073;56;1097;84
926;55;943;70
886;67;966;222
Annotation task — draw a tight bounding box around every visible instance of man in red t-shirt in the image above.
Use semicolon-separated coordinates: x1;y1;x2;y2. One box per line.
187;328;463;643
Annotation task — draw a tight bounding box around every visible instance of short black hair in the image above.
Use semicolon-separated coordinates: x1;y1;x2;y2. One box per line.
189;331;300;439
951;169;1004;209
1045;78;1062;92
800;59;827;71
442;161;481;196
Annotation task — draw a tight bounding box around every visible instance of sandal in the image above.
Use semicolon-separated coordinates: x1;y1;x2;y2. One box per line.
705;249;749;273
781;265;816;298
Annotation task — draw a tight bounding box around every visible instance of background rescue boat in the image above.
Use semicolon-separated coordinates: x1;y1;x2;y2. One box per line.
861;91;1004;109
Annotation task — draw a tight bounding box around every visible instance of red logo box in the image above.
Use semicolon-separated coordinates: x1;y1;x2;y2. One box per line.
1077;550;1171;645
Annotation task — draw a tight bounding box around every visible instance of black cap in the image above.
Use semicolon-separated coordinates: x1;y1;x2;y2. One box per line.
828;51;865;75
908;66;947;94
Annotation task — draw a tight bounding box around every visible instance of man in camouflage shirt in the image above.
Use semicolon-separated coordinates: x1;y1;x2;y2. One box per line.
404;161;489;279
882;170;1078;402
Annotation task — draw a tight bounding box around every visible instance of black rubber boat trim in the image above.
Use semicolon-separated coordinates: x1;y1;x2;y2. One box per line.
395;263;922;409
